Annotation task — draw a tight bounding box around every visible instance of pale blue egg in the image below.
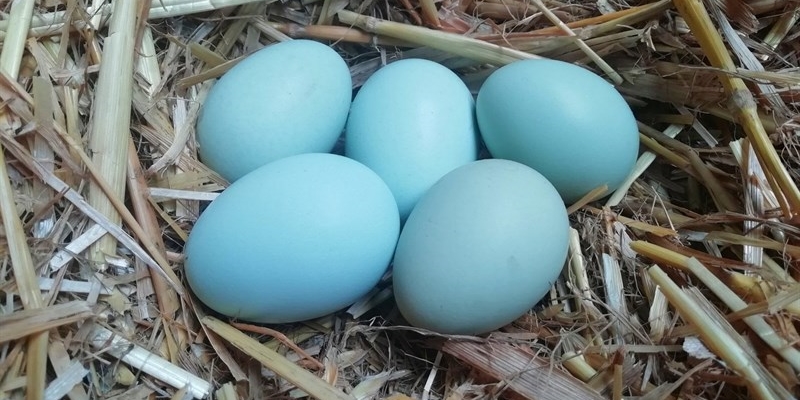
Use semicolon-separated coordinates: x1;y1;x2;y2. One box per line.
185;153;400;323
392;159;569;335
476;59;639;204
345;59;478;221
197;40;352;182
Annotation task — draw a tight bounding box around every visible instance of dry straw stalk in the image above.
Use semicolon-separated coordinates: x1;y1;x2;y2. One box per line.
0;301;93;343
0;0;275;37
0;1;48;398
646;265;790;400
631;241;800;372
85;0;138;268
337;10;539;65
202;316;356;400
672;0;800;216
88;326;211;398
0;71;185;292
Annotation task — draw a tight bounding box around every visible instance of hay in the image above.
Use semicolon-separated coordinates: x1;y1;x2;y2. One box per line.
1;0;798;399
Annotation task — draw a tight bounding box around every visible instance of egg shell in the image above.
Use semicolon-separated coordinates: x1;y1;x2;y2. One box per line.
197;40;352;182
476;59;639;204
185;153;400;323
345;59;478;221
392;159;569;335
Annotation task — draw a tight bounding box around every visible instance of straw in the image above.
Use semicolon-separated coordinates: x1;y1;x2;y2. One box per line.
443;340;605;400
0;301;92;343
0;0;274;35
606;124;684;206
48;342;90;400
0;1;48;399
526;0;623;84
87;325;211;399
1;1;797;398
0;122;183;291
418;0;441;28
202;316;355;400
126;138;181;362
337;10;540;65
631;241;800;372
672;0;800;216
646;265;788;400
85;0;138;269
761;3;799;54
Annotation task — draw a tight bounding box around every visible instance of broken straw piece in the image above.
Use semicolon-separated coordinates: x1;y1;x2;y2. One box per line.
88;326;211;399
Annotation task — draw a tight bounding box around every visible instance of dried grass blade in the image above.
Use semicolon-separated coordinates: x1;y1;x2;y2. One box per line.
148;0;278;19
0;0;276;34
762;4;799;52
606;125;684;206
230;322;324;370
48;224;107;273
526;0;622;84
0;136;49;400
126;139;180;318
190;300;248;382
418;0;441;28
703;231;800;257
176;57;242;89
42;361;88;400
135;27;162;95
583;207;677;237
48;342;90;400
442;340;605;400
30;76;56;239
566;185;608;214
337;10;539;65
685;150;740;212
271;22;406;45
0;0;34;75
88;326;211;399
126;138;181;362
201;316;355;400
478;0;670;39
635;127;699;179
188;43;226;67
0;301;93;343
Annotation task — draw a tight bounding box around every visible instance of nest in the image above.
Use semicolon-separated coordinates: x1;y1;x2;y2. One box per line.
1;0;798;399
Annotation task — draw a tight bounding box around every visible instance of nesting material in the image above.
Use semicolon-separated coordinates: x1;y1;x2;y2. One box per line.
0;1;798;399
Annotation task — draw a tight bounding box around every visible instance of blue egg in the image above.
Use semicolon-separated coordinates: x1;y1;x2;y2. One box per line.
185;153;400;323
476;59;639;204
197;40;352;182
345;59;478;221
392;159;569;335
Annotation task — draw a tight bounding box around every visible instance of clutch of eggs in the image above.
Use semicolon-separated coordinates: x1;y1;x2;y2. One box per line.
189;41;638;331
